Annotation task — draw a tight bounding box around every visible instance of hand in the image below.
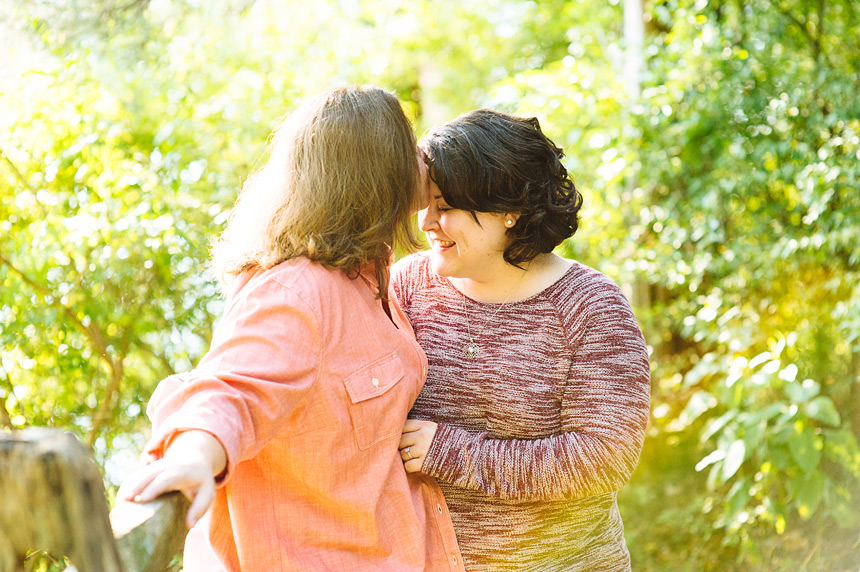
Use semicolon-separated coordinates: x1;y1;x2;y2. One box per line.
399;419;438;473
118;455;216;529
116;430;227;529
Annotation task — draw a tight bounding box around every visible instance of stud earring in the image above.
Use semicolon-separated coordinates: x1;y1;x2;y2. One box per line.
505;219;514;227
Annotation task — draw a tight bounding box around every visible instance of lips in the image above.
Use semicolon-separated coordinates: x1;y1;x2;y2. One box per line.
431;238;455;249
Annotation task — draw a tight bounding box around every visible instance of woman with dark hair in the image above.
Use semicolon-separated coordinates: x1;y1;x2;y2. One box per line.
394;109;650;571
118;86;463;571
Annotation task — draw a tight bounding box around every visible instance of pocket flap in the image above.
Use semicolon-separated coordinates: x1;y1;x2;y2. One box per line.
344;353;404;404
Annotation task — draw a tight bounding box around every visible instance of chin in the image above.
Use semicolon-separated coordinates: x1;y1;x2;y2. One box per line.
428;254;454;278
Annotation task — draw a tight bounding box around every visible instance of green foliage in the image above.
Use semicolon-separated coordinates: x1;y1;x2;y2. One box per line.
616;0;860;568
1;0;859;569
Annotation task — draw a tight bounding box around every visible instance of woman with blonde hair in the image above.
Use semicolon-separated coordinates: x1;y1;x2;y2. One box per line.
119;85;462;571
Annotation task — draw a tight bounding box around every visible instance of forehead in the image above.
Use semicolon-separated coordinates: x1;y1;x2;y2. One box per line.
428;181;447;201
430;192;449;205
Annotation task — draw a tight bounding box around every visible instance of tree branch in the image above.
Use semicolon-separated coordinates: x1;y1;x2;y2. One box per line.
851;350;860;442
815;0;824;61
0;401;12;429
0;147;36;194
0;252;123;443
136;340;178;379
0;146;52;221
772;0;836;69
0;368;19;429
775;2;813;44
88;362;124;447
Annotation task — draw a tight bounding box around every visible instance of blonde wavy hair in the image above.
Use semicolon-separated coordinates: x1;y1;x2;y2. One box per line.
211;85;421;294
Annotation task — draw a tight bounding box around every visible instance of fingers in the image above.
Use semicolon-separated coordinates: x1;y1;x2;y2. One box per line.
399;430;416;449
187;478;215;528
403;457;424;473
134;466;190;503
398;431;423;460
402;419;438;440
400;419;440;473
118;458;207;502
399;444;418;461
118;459;216;529
117;463;163;501
399;436;428;466
116;478;140;502
402;418;426;433
400;445;425;473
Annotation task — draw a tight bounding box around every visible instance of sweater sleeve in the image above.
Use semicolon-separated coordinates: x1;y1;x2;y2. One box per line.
420;284;651;501
142;269;322;483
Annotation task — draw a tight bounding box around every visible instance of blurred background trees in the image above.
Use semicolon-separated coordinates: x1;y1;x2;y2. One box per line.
1;0;858;569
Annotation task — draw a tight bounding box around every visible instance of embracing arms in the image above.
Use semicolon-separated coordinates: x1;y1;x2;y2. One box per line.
400;286;651;501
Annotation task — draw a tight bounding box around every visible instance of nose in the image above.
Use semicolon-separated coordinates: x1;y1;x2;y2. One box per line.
418;205;437;232
418;203;439;232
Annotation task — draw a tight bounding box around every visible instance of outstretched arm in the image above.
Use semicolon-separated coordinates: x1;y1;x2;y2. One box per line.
119;268;321;525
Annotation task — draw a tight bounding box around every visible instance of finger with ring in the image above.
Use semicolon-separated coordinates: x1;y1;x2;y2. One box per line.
404;446;413;460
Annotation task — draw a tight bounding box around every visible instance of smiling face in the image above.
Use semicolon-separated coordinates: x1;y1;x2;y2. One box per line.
418;181;518;280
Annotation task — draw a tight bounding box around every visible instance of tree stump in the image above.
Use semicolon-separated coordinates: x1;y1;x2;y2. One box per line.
0;428;189;572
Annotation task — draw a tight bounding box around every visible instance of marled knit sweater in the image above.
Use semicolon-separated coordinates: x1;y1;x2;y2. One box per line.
391;253;651;572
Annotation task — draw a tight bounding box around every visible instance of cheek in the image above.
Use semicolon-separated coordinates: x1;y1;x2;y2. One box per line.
439;217;467;248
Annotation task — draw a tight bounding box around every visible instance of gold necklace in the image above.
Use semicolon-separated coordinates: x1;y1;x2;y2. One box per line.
461;268;529;360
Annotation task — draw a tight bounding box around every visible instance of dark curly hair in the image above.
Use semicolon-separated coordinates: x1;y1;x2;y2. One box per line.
420;109;582;267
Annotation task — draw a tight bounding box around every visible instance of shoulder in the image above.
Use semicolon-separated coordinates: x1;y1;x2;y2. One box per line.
227;257;349;314
392;251;431;279
548;260;636;327
391;251;434;294
541;263;647;358
554;260;625;301
206;258;330;348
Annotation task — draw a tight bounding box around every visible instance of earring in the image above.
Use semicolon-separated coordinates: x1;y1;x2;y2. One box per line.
505;219;514;227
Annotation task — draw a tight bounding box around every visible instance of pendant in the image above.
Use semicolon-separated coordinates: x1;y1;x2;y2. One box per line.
464;341;479;359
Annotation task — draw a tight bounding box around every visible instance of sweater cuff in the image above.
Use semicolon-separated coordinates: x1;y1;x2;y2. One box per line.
422;422;475;486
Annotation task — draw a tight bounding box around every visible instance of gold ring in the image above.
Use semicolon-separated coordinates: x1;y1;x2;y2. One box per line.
405;446;413;460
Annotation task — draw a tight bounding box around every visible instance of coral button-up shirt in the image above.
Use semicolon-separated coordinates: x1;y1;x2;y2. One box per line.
143;258;462;571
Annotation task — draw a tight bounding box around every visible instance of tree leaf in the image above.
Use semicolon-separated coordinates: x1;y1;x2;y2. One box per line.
721;439;746;483
695;449;726;472
783;379;820;404
805;396;841;427
789;429;822;474
791;471;825;519
701;411;736;443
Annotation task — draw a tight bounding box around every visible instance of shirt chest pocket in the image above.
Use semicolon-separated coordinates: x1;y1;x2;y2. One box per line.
343;353;410;451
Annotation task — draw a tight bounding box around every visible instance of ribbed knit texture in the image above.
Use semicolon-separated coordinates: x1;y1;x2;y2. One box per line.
391;253;651;572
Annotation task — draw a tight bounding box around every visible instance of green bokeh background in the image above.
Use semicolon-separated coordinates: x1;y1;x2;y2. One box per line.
1;1;859;569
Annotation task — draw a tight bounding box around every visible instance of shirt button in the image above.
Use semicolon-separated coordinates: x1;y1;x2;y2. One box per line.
438;504;443;514
452;555;457;565
371;377;379;387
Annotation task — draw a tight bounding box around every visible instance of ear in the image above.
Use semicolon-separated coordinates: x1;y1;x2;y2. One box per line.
503;212;520;228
